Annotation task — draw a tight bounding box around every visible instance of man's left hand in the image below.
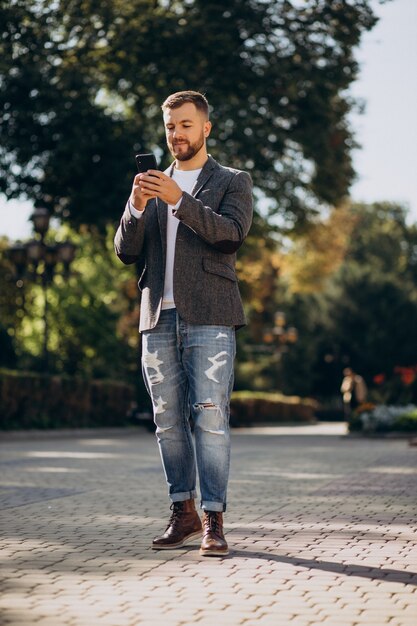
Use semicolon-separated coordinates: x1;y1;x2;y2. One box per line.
138;171;183;205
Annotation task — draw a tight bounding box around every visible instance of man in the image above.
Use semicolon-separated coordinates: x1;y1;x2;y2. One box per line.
341;367;367;418
114;91;253;556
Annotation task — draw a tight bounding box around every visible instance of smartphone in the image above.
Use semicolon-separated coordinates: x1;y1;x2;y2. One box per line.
135;153;158;173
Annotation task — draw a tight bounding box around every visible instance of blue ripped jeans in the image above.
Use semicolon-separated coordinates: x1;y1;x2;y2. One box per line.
141;308;235;512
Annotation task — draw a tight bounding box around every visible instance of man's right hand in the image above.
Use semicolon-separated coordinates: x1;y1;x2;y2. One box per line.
130;173;157;211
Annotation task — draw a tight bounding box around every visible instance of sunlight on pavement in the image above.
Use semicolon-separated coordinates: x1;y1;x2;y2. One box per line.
25;451;122;459
78;438;129;447
367;467;417;474
232;422;349;436
24;467;85;473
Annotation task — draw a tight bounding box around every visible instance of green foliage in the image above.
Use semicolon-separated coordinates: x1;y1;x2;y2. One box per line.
0;0;140;229
0;0;378;228
327;266;417;378
395;411;417;433
0;238;21;366
46;227;137;379
2;225;141;384
322;203;417;388
345;203;417;280
274;202;417;401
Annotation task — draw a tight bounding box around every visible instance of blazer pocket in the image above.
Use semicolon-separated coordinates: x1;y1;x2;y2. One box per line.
203;258;237;282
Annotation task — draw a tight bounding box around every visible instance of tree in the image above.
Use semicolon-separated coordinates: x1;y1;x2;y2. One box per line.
0;237;21;367
344;202;417;282
323;203;417;385
3;225;141;381
1;0;379;229
281;204;358;293
327;265;417;380
277;202;417;399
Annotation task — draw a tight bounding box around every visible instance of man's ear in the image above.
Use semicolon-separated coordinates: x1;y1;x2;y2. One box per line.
204;120;212;138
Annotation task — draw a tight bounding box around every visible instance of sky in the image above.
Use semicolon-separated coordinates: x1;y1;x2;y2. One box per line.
1;0;416;240
349;0;417;222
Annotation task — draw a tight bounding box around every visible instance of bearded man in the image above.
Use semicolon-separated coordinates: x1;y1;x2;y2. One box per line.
115;91;253;556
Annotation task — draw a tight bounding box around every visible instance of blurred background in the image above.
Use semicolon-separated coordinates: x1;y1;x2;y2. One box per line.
1;0;416;430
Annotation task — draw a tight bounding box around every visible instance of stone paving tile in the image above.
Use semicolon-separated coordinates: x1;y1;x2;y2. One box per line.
0;425;416;625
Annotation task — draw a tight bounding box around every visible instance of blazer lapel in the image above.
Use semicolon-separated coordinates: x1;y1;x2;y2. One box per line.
166;156;217;198
159;156;217;248
191;156;217;197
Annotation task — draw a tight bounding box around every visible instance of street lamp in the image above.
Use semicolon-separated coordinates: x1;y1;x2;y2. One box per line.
31;207;51;240
262;310;298;392
264;311;298;354
7;208;76;371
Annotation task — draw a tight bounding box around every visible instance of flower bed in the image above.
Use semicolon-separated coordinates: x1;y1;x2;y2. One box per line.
349;403;417;434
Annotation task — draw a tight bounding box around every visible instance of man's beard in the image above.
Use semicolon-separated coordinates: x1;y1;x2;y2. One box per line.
169;131;205;161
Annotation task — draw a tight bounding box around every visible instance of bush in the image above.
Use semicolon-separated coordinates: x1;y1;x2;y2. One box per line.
349;403;417;434
395;410;417;432
230;391;317;427
0;369;134;430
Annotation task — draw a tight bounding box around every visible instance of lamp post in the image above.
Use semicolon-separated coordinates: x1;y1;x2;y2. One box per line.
263;311;298;391
263;311;298;355
7;208;76;371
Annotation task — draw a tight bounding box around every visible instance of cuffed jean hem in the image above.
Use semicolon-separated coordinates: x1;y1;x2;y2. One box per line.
201;500;226;513
170;490;197;503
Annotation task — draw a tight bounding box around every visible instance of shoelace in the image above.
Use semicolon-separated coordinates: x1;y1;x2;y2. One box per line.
165;502;184;530
204;512;221;534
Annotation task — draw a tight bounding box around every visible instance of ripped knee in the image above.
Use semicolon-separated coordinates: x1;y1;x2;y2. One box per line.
193;401;227;436
194;401;217;410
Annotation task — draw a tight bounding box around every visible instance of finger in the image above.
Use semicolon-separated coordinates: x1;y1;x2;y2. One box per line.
140;172;163;184
140;179;162;192
147;169;165;179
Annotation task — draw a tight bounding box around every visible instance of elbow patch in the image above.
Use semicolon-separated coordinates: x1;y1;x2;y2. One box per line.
214;239;243;254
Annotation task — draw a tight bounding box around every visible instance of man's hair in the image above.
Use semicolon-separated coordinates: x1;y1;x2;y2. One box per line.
161;91;209;119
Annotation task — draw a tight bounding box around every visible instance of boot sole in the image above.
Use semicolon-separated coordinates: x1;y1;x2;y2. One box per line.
151;530;202;550
199;547;229;557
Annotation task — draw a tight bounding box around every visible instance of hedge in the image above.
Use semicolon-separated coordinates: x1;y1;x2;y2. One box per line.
0;370;318;431
0;369;135;430
230;391;317;426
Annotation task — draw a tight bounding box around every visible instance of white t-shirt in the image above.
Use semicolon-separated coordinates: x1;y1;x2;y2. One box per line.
129;166;201;309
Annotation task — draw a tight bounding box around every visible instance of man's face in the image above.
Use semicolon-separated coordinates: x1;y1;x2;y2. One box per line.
163;102;211;162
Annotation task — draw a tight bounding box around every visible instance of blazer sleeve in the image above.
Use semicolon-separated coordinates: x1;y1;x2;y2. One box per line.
114;200;146;265
173;170;253;254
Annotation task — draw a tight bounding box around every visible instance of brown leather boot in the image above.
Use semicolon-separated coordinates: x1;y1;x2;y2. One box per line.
152;499;202;550
199;511;229;556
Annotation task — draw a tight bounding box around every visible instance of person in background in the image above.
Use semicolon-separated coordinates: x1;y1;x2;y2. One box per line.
341;367;368;418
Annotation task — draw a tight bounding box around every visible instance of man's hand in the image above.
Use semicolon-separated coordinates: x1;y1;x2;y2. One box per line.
130;173;157;211
138;170;183;206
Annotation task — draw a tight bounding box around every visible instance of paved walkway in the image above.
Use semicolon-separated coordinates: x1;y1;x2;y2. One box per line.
0;423;416;626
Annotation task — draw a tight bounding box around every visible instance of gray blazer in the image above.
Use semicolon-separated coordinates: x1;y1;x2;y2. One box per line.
114;155;253;332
